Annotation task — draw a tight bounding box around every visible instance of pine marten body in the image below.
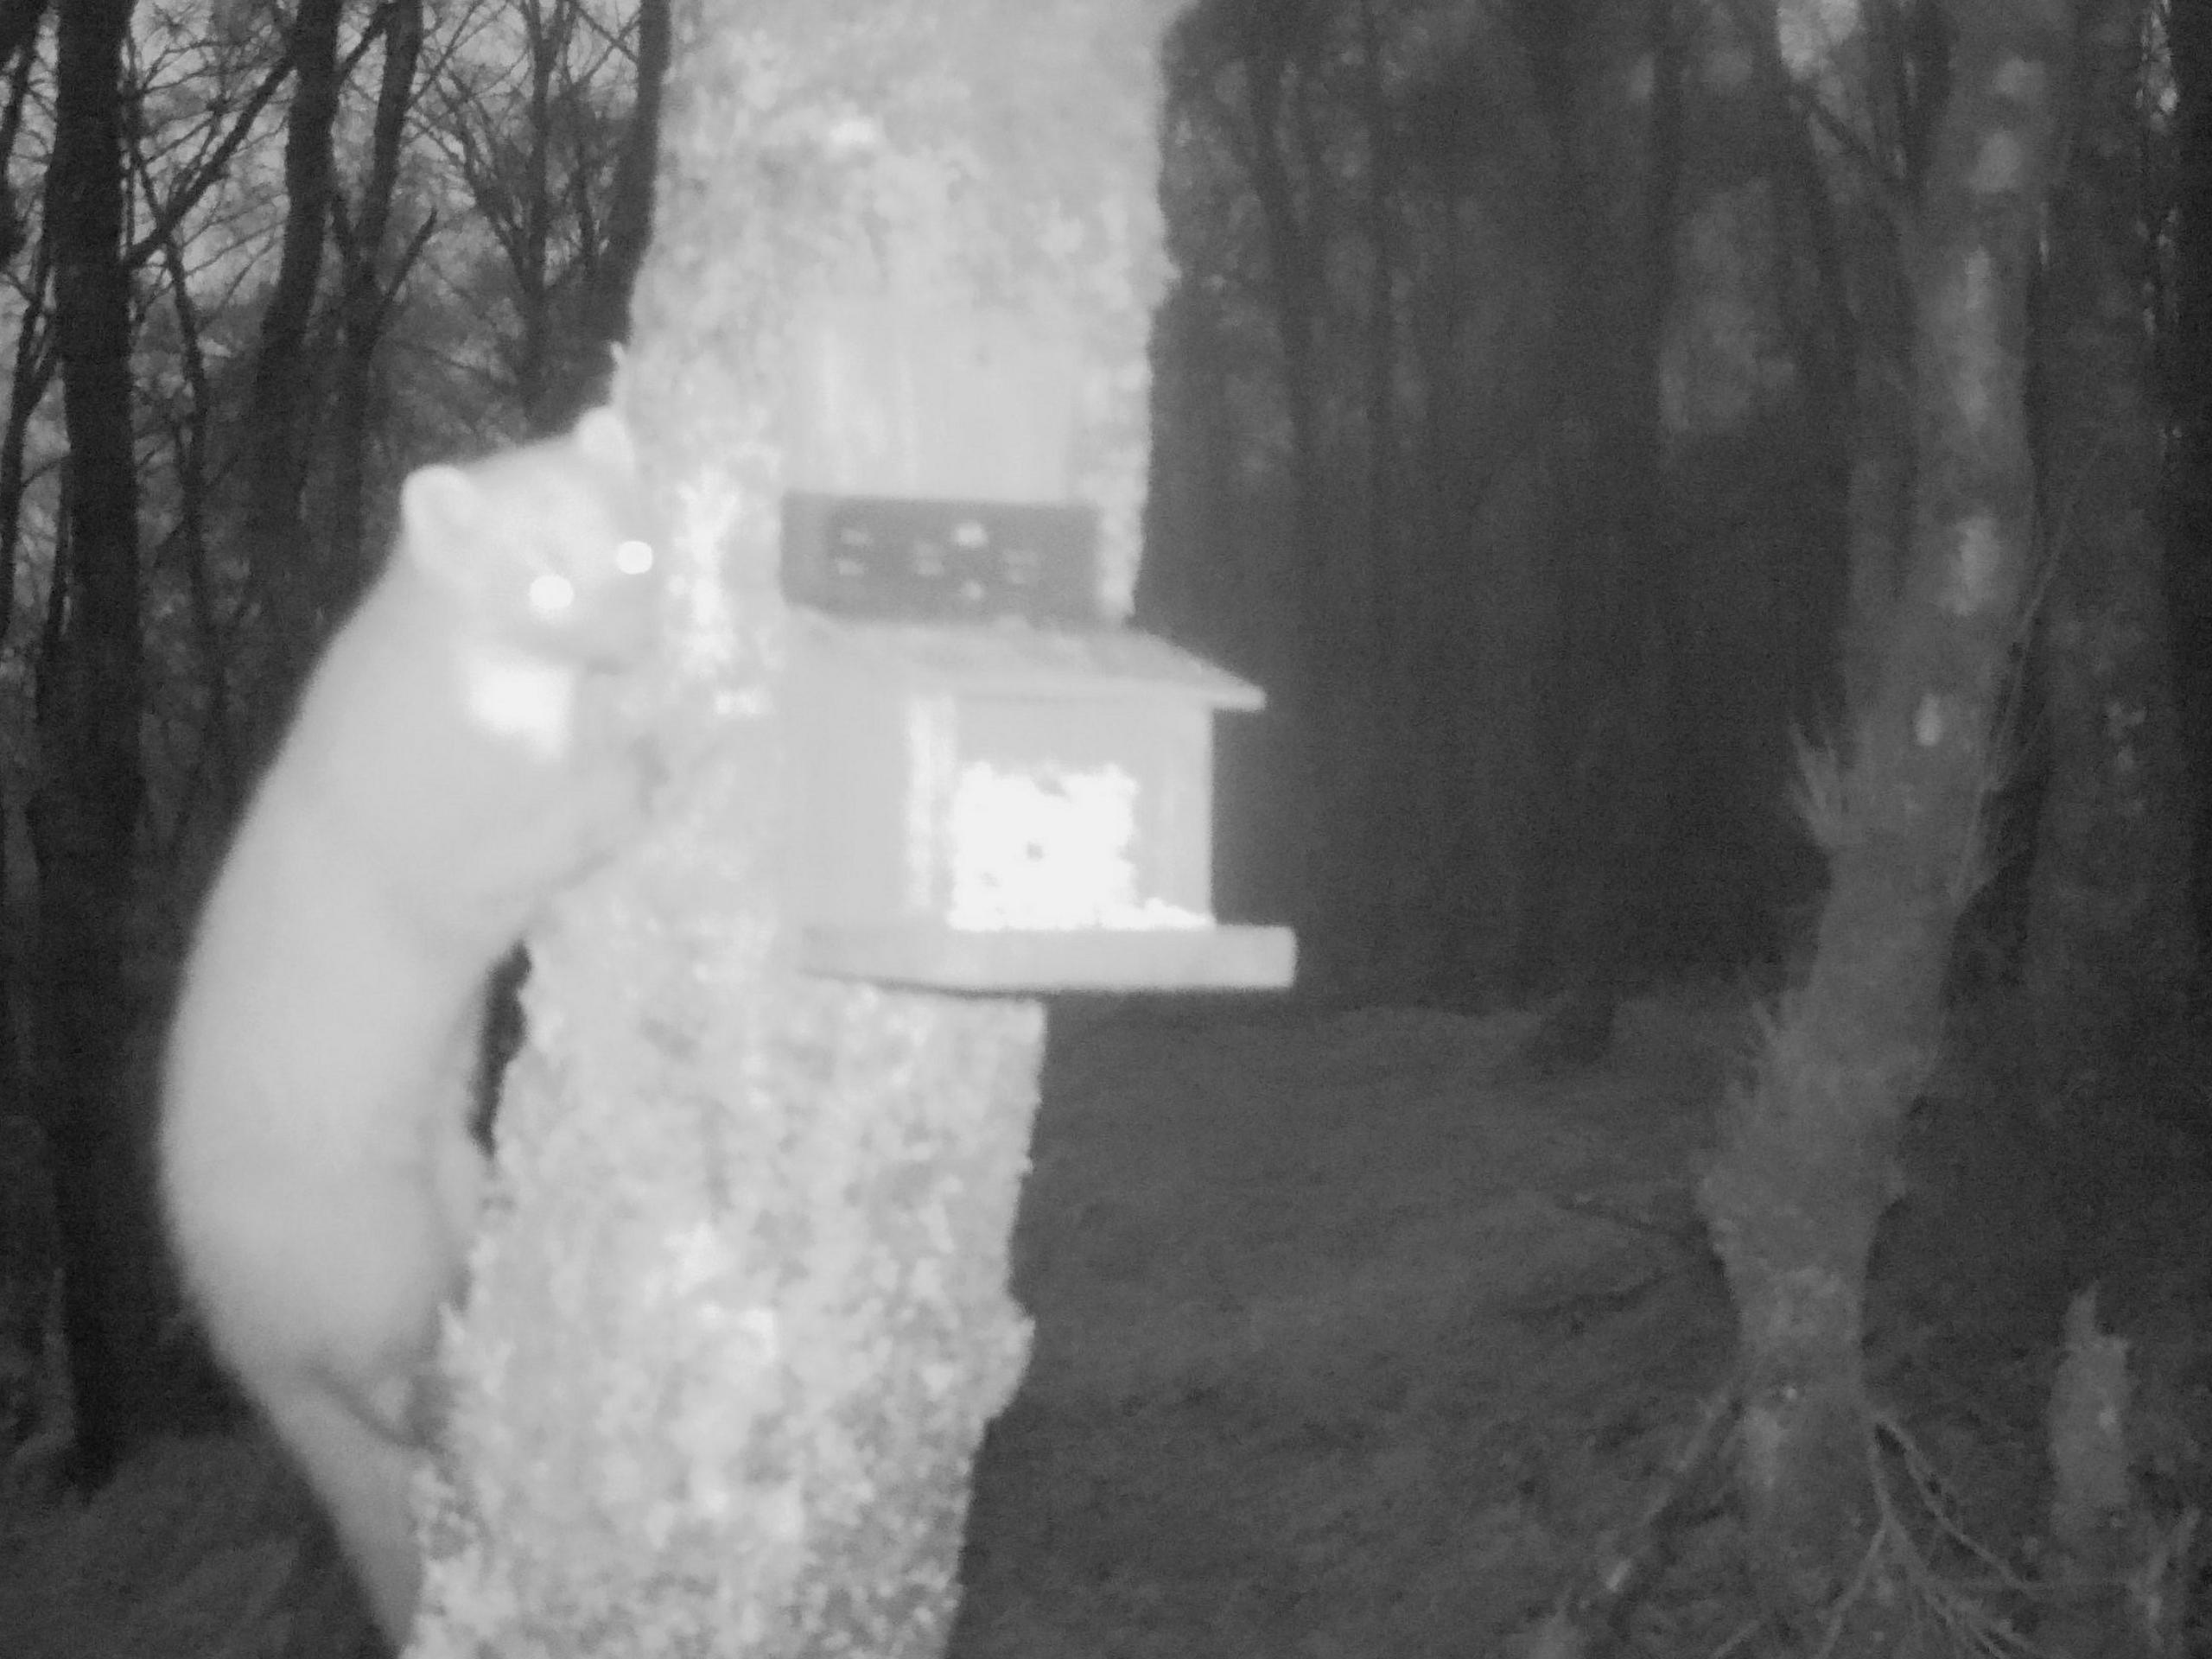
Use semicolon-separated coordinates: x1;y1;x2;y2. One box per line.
159;409;658;1643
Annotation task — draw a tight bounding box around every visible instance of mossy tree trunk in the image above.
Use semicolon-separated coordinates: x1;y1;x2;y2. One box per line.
1697;0;2065;1635
410;3;1179;1655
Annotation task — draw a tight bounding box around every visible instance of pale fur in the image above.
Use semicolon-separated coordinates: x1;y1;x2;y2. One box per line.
159;410;656;1645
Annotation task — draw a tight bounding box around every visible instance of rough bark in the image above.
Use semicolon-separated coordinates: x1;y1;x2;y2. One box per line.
35;0;155;1485
1698;0;2065;1633
410;2;1178;1652
2022;0;2193;1106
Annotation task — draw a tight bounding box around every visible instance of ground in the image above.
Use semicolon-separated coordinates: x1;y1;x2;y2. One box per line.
3;988;2210;1656
953;993;1744;1656
947;990;2212;1656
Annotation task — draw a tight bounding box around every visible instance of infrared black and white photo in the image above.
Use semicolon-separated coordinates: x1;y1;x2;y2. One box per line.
1;1;2209;1656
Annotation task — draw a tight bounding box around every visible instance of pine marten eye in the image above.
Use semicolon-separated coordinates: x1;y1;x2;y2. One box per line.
528;572;576;617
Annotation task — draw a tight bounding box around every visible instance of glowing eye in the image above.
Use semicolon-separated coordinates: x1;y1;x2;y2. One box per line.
615;539;655;575
530;573;575;614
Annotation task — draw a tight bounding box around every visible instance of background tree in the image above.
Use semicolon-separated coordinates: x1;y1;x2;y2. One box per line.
2023;0;2194;1249
2164;0;2212;948
0;0;47;269
235;0;340;683
1144;0;1847;1008
327;0;431;608
0;6;51;1133
1509;0;1682;1064
1699;0;2063;1635
35;0;154;1484
427;0;665;430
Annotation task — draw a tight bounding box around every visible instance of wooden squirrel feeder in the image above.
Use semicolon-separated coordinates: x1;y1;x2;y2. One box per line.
782;296;1294;991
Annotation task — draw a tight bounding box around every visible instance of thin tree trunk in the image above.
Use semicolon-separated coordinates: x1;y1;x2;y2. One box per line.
0;228;51;652
1698;0;2065;1635
240;0;342;677
328;0;426;608
1236;2;1342;988
148;181;234;832
1517;0;1680;1053
2164;0;2212;952
1352;0;1426;982
0;3;48;269
2024;0;2192;1232
542;0;669;428
412;0;1178;1649
1811;0;1928;730
35;0;153;1486
512;0;566;423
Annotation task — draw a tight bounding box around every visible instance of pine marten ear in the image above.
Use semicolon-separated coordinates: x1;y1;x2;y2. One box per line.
569;407;635;474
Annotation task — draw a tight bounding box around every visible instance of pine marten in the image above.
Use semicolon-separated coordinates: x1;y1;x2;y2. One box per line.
160;408;660;1643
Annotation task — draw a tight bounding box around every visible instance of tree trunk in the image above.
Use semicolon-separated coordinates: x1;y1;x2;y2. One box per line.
1811;3;1926;734
1236;3;1344;989
1515;0;1680;1048
410;1;1179;1650
328;0;426;613
1697;0;2065;1635
35;0;155;1486
0;228;51;680
240;0;341;680
2024;0;2193;1072
1355;0;1416;984
0;2;47;269
510;0;563;423
2171;0;2212;955
541;0;669;429
2024;0;2193;1262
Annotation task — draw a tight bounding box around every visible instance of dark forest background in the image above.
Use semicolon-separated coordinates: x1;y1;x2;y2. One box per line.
1141;0;2202;1017
0;0;2209;1648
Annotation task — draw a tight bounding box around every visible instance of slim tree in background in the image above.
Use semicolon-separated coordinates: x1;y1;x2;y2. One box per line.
1513;0;1684;1063
430;0;669;431
0;0;48;270
238;0;341;682
327;0;429;613
413;1;1181;1650
1219;0;1340;978
35;0;154;1484
0;5;52;1133
2023;0;2194;1228
542;0;668;427
2173;0;2212;950
1699;0;2063;1635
